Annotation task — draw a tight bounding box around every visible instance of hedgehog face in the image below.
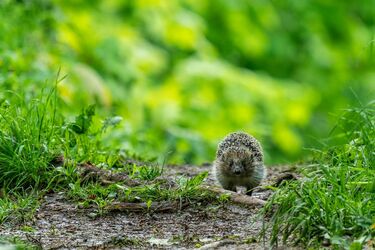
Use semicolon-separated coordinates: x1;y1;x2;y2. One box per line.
218;146;255;176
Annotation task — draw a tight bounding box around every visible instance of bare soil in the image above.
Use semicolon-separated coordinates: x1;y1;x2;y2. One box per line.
0;164;297;249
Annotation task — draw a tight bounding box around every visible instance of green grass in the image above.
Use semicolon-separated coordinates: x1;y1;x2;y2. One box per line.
0;85;215;227
261;101;375;249
2;82;374;250
66;169;214;215
0;86;62;190
0;191;40;225
114;162;164;181
0;236;41;250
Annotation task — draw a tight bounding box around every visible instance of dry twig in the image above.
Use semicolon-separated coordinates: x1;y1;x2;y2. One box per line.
200;185;266;207
76;162;141;187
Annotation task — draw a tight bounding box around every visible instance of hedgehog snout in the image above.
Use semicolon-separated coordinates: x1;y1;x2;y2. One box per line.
232;164;244;175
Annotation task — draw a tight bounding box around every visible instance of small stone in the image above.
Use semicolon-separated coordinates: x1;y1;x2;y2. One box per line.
87;212;98;219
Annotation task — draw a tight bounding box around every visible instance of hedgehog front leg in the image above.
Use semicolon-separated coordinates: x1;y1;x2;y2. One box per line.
245;189;253;196
219;177;237;192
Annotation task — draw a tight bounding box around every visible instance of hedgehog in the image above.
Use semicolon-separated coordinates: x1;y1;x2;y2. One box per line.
213;132;266;196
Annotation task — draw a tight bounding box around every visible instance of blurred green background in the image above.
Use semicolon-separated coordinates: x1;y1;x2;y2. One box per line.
1;0;374;164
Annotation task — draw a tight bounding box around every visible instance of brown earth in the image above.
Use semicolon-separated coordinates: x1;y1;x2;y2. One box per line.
0;164;298;249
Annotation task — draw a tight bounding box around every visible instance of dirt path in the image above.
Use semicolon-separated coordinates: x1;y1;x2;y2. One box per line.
0;164;294;249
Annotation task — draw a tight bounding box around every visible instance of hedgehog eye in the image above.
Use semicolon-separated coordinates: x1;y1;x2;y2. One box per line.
229;160;234;167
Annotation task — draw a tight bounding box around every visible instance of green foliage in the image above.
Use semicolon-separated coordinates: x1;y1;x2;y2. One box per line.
101;116;123;133
1;3;374;247
261;102;375;248
176;172;208;199
0;87;62;190
68;104;96;135
1;0;374;163
66;169;213;214
121;163;164;181
0;236;40;250
0;191;40;225
63;106;125;164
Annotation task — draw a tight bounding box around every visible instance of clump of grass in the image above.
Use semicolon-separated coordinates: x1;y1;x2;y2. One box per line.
0;81;124;191
0;83;124;223
261;101;375;249
0;236;40;250
0;86;63;190
114;163;163;181
0;191;40;225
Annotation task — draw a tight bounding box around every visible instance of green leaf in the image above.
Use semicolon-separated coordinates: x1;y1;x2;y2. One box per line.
349;241;362;250
101;116;123;132
69;104;96;134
